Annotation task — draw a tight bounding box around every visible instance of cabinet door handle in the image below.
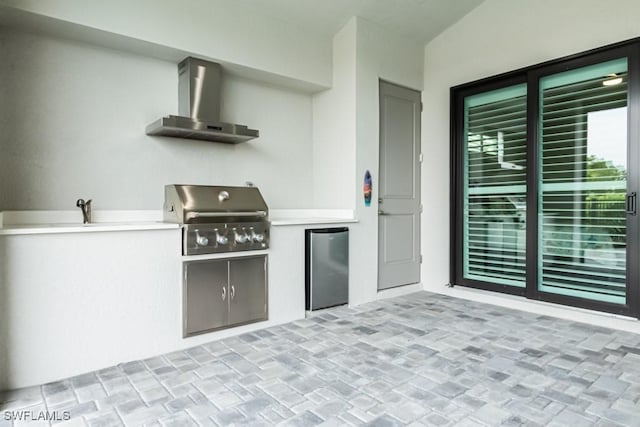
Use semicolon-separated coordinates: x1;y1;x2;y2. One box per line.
221;286;227;301
230;285;235;299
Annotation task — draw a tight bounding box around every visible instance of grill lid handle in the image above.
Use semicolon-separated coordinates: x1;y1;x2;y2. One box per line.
186;210;267;220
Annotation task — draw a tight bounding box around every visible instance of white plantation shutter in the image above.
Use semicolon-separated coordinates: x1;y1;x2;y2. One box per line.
463;84;527;287
538;58;628;304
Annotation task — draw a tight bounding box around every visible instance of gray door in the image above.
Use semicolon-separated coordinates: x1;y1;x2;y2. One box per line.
378;80;421;290
184;259;228;336
228;256;267;325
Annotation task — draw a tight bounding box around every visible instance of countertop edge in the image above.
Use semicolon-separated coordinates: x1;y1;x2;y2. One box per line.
0;222;180;236
271;218;358;226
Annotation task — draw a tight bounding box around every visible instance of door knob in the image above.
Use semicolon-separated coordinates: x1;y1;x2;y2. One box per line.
378;210;388;215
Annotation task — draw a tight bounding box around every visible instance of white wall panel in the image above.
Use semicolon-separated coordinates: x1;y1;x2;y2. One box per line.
0;30;314;210
0;0;332;87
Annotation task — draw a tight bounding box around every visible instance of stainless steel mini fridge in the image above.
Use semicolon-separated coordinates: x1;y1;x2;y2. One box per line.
305;227;349;311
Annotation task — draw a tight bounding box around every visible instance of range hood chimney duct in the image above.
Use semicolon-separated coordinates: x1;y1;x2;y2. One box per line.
146;57;259;144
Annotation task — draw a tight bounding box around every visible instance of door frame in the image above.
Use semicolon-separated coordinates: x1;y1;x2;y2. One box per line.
450;38;640;317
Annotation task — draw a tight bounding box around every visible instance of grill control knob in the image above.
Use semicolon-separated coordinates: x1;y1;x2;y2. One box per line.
214;230;228;245
234;230;249;244
251;231;264;243
195;231;208;246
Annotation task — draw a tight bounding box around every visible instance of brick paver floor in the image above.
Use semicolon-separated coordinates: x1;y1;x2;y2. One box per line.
1;291;639;426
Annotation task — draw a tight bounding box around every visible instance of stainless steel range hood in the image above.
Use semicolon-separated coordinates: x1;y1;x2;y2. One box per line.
146;57;259;144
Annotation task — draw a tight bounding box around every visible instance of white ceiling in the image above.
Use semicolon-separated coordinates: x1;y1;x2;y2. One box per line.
232;0;485;44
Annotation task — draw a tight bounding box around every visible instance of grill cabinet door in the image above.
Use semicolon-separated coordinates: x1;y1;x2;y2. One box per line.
184;259;229;336
228;255;267;326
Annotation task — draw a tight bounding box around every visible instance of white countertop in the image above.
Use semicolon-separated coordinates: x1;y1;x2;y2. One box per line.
0;222;180;235
272;217;357;226
0;209;357;235
0;210;179;235
270;209;357;226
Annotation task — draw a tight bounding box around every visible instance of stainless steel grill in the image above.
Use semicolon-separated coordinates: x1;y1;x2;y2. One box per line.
164;184;269;255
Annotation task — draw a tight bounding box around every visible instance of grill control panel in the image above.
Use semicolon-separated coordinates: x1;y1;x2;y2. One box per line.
183;222;269;255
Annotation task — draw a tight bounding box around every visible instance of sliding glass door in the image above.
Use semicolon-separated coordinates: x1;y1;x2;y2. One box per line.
453;41;639;316
461;84;527;292
537;58;629;305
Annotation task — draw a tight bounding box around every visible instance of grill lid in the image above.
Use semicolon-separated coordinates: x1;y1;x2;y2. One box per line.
164;184;268;224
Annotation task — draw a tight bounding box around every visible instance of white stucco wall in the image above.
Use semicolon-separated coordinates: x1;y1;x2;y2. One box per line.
312;20;357;211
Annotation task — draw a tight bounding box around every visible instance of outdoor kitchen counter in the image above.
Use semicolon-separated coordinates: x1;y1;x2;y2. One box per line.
0;208;355;390
0;222;179;235
0;209;357;234
270;209;357;226
0;211;179;235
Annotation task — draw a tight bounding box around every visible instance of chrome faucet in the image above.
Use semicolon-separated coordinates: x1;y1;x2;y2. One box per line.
76;198;92;224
